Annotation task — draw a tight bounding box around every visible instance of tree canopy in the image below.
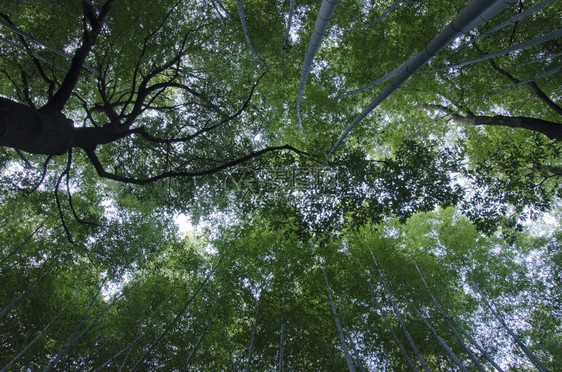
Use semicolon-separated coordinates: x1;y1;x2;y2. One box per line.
1;0;561;370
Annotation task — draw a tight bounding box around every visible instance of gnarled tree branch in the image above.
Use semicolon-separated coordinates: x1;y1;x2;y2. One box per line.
84;144;305;185
129;72;266;144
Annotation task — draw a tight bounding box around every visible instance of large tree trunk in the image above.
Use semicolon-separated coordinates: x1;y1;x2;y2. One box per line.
0;98;73;155
0;98;130;155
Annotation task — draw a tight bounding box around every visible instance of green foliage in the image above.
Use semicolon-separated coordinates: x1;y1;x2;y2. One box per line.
0;0;560;370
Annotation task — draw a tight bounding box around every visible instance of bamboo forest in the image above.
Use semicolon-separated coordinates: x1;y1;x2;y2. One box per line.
1;0;561;370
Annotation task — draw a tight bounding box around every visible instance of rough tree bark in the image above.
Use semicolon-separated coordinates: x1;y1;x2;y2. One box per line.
1;2;304;188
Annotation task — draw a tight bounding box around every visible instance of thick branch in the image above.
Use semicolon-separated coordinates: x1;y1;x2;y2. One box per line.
96;55;120;123
473;116;562;139
423;104;562;140
84;144;305;185
65;152;99;226
39;0;114;113
70;126;133;149
25;155;53;194
541;164;562;175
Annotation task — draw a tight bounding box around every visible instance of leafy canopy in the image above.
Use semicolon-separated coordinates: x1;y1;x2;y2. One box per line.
0;0;561;370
